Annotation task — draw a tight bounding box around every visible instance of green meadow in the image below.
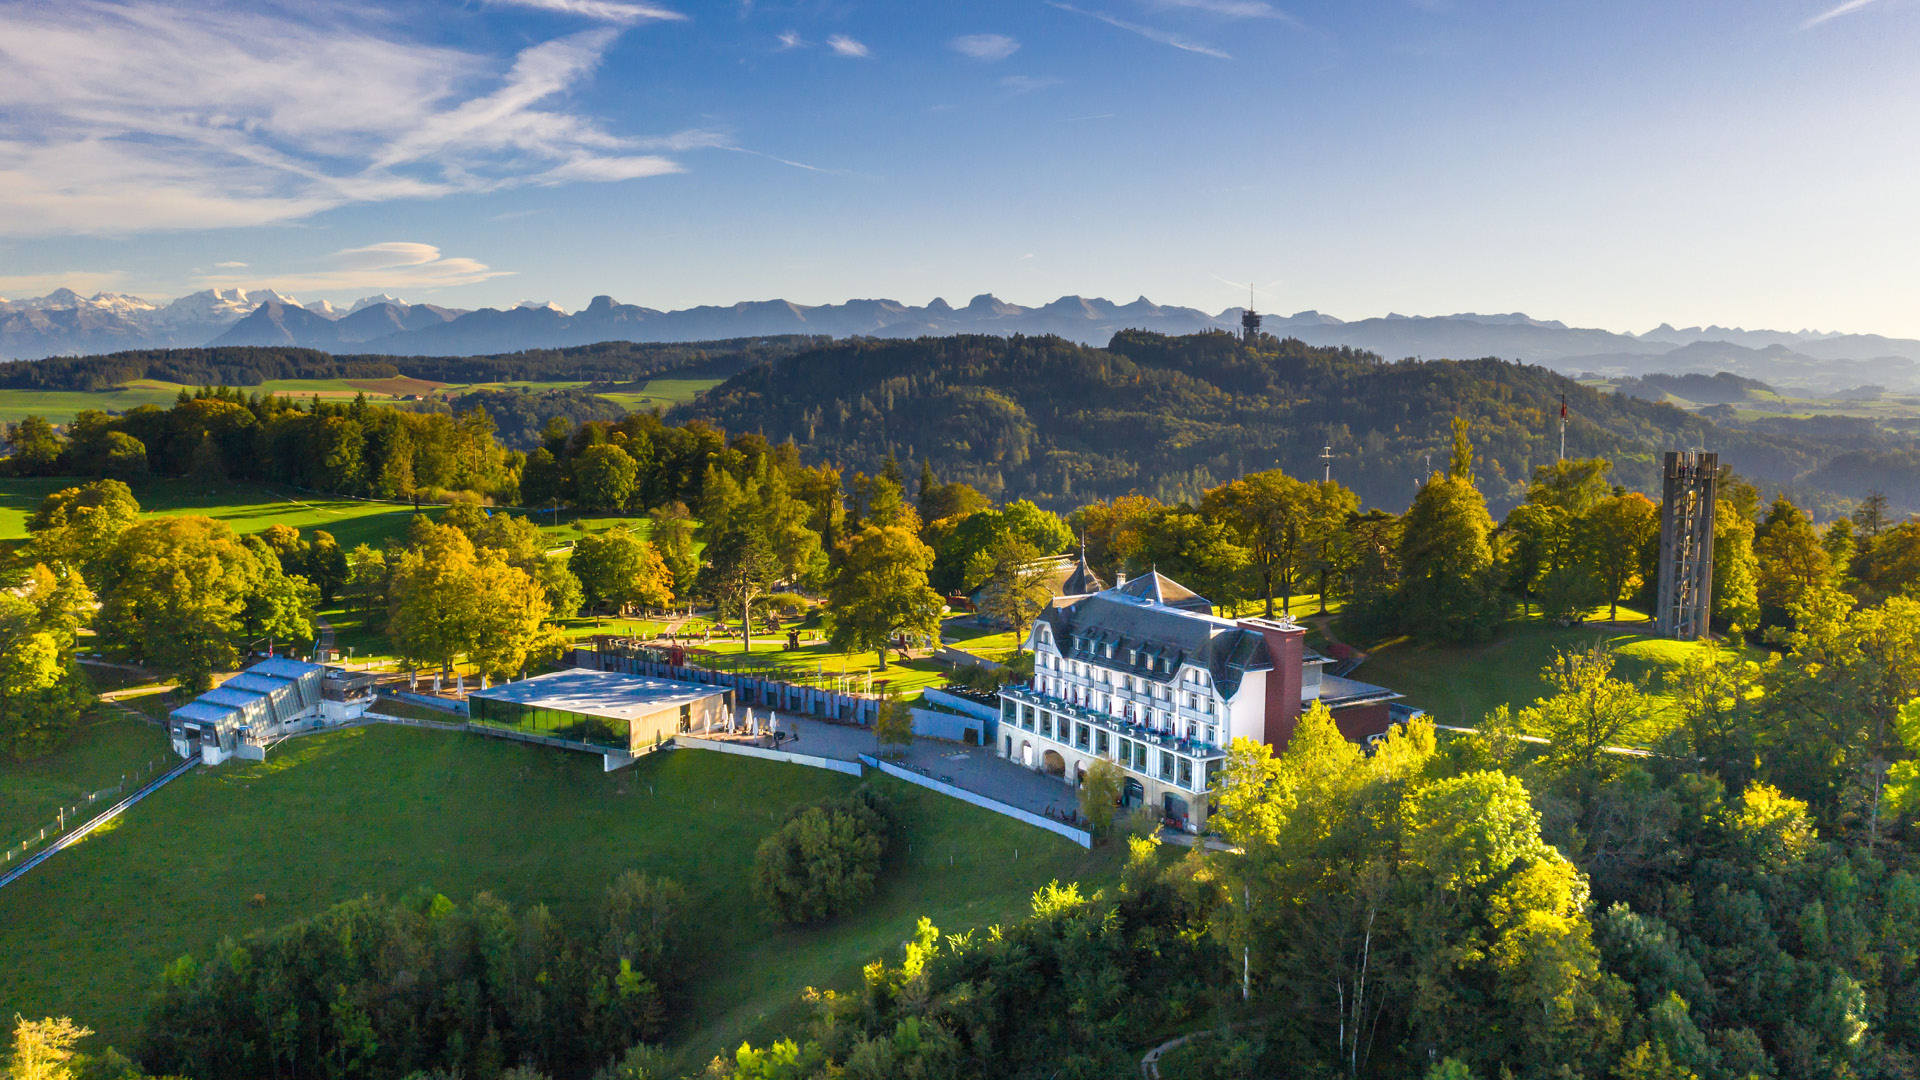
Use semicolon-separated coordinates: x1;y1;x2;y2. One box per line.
0;724;1112;1066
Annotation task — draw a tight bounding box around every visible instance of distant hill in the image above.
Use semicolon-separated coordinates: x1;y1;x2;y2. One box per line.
8;286;1920;393
677;331;1864;514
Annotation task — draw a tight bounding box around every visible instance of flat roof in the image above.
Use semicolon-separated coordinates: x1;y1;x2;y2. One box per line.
1313;672;1403;707
468;668;727;722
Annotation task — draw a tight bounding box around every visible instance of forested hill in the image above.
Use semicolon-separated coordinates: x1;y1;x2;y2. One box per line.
0;335;827;392
680;330;1828;513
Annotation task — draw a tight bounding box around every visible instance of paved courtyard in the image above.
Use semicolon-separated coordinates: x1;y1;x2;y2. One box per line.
711;709;1081;822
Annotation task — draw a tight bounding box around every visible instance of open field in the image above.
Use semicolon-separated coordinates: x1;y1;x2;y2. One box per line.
1353;609;1744;732
0;724;1113;1064
0;713;172;843
0;373;722;427
0;385;187;425
0;477;436;549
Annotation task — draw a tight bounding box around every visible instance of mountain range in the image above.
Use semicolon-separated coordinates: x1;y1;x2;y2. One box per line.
4;288;1918;392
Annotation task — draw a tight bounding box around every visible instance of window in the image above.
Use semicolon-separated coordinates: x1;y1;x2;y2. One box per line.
1205;725;1216;744
1076;723;1090;750
1179;757;1194;789
1160;751;1175;779
1021;704;1034;731
1005;736;1013;757
1094;730;1107;756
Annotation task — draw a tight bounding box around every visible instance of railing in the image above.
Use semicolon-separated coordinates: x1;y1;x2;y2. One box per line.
1000;685;1227;761
2;755;176;868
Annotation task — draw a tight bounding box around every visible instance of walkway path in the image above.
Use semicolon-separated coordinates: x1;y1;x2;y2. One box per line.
723;711;1082;822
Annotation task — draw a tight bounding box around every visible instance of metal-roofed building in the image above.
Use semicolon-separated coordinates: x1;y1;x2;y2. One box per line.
168;658;327;764
999;574;1404;832
466;668;731;756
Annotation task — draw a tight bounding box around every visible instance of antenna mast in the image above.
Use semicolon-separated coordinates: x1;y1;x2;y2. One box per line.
1321;445;1333;484
1559;393;1567;461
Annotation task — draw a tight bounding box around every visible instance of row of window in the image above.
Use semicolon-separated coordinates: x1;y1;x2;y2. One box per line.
1008;700;1207;790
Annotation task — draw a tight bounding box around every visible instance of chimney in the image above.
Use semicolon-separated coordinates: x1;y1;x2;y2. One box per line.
1237;618;1303;751
1114;571;1127;587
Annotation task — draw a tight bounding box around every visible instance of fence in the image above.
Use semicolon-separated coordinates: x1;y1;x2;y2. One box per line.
2;754;176;868
859;755;1092;849
0;756;199;892
673;736;865;777
578;646;884;726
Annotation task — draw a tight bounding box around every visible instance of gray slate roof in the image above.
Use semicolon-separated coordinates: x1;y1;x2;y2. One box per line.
1037;579;1274;699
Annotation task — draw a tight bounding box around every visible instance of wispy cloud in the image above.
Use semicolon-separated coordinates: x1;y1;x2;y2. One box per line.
1149;0;1280;16
776;29;802;49
1048;2;1231;58
214;261;248;268
0;1;704;236
1802;0;1881;27
487;0;686;24
194;242;511;293
826;33;870;57
1001;75;1061;94
951;33;1021;61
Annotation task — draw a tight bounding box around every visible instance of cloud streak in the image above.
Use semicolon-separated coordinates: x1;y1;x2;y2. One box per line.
1048;3;1231;58
193;242;512;293
487;0;686;24
827;33;870;57
1802;0;1881;27
951;33;1021;61
0;0;702;236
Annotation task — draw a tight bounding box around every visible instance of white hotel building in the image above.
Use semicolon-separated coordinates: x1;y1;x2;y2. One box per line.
997;571;1403;832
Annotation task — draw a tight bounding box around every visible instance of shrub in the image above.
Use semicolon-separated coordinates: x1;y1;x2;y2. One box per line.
753;786;895;924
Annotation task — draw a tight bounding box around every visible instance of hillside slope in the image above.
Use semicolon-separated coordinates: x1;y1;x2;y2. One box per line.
680;330;1843;513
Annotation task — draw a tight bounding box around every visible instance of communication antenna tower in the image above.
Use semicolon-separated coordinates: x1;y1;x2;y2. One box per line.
1559;394;1568;461
1655;451;1718;640
1240;285;1262;345
1321;445;1333;484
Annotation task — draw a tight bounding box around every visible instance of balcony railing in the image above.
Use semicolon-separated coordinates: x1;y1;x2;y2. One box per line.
1000;684;1227;762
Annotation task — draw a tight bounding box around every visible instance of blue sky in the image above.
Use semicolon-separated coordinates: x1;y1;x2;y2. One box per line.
1;0;1916;335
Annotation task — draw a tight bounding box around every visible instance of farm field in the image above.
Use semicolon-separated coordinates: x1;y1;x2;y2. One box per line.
0;724;1114;1066
0;384;187;425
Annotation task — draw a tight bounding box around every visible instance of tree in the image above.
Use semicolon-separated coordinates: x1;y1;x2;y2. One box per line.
1137;507;1251;611
344;544;388;621
305;530;350;604
1397;430;1503;643
574;443;639;511
1080;758;1124;837
1585;492;1659;622
648;503;698;602
1754;496;1833;628
389;524;551;678
24;479;141;580
703;521;779;652
874;693;914;758
1528;457;1614;515
572;527;674;614
1711;474;1761;636
2;416;64;476
0;567;95;760
969;534;1054;631
827;519;944;670
1858;521;1920;601
94;516;294;692
1852;490;1892;540
8;1015;93;1080
1203;470;1358;617
929;498;1072;593
752;790;891;923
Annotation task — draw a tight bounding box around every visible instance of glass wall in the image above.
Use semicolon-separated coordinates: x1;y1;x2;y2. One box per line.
468;697;629;750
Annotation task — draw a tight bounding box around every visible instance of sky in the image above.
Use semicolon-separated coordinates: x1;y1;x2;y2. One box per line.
0;0;1916;335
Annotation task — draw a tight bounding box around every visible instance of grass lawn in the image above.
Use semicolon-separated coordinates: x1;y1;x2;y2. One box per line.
1353;608;1741;732
0;724;1114;1066
677;634;955;700
0;713;174;845
0;477;434;549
